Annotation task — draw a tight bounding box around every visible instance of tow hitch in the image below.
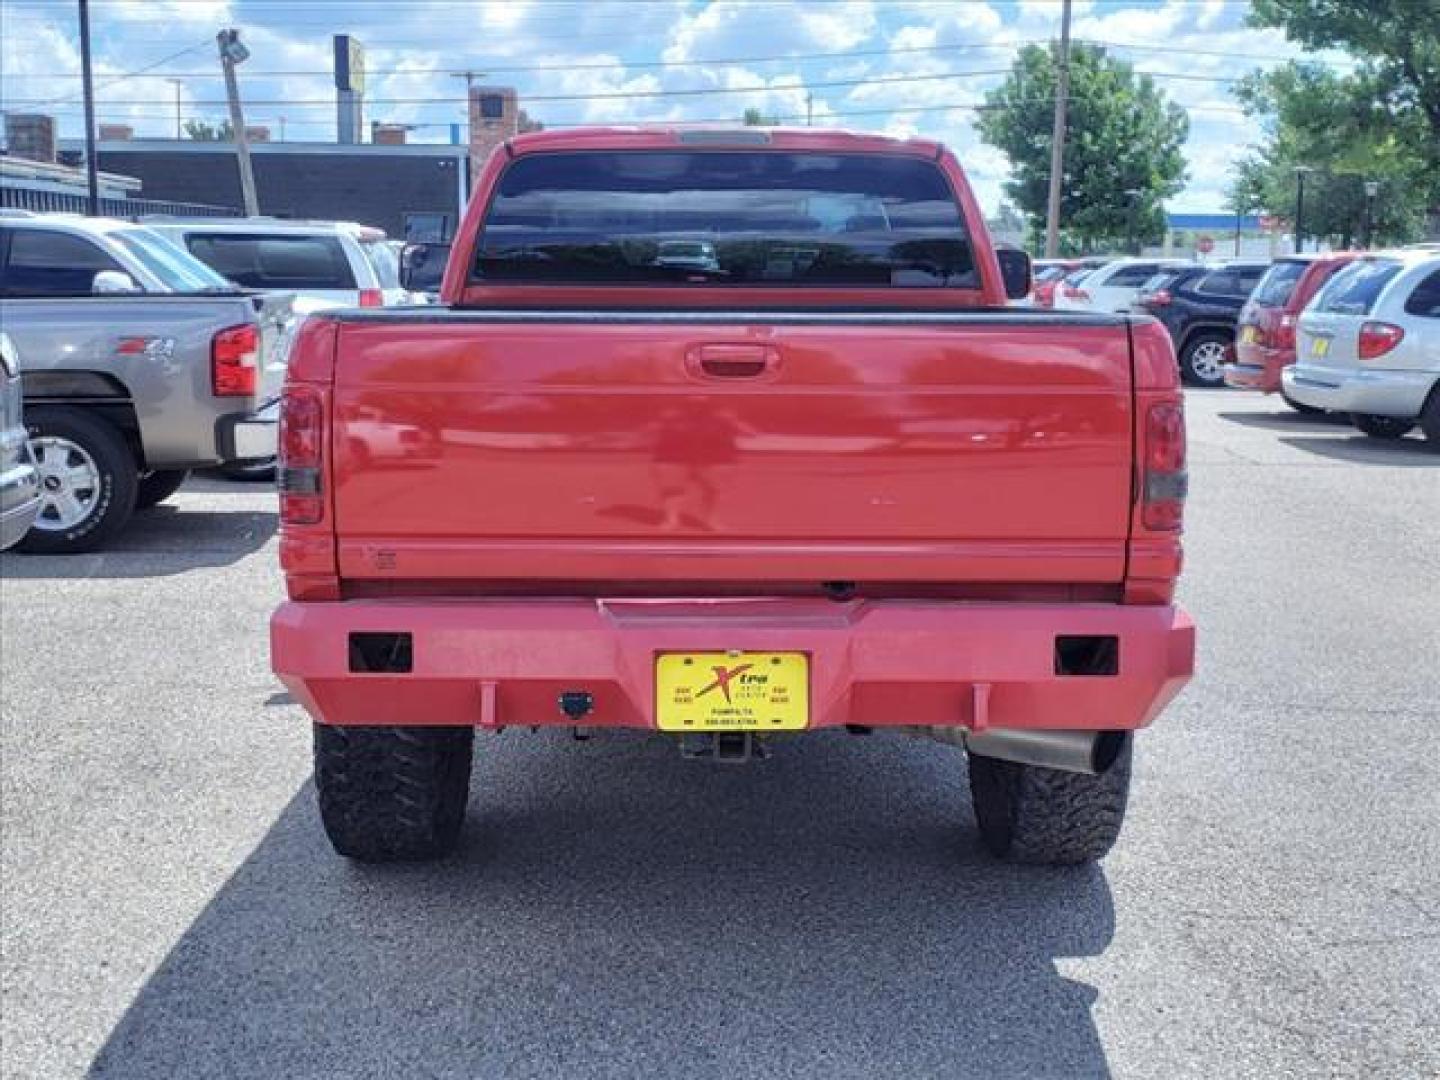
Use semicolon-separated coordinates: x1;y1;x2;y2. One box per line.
679;731;764;764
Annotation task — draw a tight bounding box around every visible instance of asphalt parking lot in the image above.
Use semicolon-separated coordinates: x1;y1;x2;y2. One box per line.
2;390;1437;1079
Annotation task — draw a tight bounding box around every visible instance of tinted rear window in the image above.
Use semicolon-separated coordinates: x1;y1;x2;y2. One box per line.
1251;260;1307;306
1405;268;1440;317
474;151;975;288
1313;259;1403;316
184;234;356;290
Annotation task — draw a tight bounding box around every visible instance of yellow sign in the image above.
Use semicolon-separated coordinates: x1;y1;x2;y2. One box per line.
656;652;809;732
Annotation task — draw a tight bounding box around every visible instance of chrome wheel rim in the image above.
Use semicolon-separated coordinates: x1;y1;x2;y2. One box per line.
31;437;101;531
1190;341;1227;382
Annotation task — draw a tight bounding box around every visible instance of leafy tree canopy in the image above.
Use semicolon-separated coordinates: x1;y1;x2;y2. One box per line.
977;42;1189;251
183;119;234;142
1230;1;1440;245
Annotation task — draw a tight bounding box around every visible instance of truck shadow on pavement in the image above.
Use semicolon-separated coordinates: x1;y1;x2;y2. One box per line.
89;731;1116;1079
0;508;275;580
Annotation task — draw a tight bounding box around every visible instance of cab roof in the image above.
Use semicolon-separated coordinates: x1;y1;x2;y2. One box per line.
504;126;946;158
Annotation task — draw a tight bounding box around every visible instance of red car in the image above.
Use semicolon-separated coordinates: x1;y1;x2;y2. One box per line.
270;127;1194;868
1227;251;1361;408
1031;259;1082;307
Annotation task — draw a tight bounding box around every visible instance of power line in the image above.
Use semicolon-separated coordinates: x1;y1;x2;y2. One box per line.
23;39;214;107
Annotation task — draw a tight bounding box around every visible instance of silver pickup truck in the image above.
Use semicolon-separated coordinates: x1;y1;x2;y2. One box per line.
0;214;288;553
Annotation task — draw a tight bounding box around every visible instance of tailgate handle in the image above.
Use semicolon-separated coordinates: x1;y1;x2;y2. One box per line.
687;343;779;380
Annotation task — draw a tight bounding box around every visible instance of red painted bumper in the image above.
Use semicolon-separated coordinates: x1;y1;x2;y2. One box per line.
272;598;1194;733
1226;344;1291;393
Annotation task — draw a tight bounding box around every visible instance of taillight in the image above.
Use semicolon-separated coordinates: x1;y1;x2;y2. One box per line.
358;288;383;308
1144;289;1172;308
1142;401;1187;531
1274;313;1297;351
278;387;324;525
212;324;258;397
1064;285;1090;301
1357;321;1405;360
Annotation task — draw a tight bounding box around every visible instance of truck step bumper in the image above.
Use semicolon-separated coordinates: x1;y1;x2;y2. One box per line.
271;598;1194;732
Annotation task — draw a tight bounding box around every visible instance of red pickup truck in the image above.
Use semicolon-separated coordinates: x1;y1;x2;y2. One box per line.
271;128;1193;867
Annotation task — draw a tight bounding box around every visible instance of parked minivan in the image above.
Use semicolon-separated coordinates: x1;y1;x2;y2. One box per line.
1284;250;1440;443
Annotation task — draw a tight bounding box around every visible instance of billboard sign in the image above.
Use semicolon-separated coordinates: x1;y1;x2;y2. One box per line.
334;35;365;94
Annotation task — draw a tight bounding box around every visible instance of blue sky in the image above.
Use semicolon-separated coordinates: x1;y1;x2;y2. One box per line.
2;0;1356;212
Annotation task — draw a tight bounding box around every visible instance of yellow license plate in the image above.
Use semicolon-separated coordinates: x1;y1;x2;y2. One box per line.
1312;336;1330;358
1240;325;1258;344
656;652;809;732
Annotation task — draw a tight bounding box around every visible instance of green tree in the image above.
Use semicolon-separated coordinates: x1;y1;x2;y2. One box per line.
977;42;1188;251
183;119;234;141
1234;0;1440;244
742;107;779;126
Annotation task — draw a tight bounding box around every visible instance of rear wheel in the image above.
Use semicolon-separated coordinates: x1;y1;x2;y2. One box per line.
1351;413;1415;440
313;724;474;862
135;468;190;509
1418;386;1440;446
968;736;1133;865
1179;332;1230;388
18;408;137;554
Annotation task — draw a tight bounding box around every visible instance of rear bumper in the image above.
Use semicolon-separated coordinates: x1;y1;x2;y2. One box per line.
216;400;278;463
1226;344;1290;392
1282;365;1438;418
271;598;1194;733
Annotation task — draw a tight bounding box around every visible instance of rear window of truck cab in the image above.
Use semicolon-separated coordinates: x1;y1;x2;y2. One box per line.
472;150;976;288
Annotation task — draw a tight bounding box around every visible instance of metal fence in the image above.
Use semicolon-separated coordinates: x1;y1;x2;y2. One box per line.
0;185;239;219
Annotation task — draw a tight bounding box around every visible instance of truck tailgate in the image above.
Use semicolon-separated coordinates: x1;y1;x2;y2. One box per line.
329;311;1135;587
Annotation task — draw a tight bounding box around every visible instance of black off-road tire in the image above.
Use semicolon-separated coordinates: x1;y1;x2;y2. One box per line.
135;468;190;509
1179;331;1230;388
968;736;1133;865
17;407;138;554
313;724;474;862
1351;413;1415;440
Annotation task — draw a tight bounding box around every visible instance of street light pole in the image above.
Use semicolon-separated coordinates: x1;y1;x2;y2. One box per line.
1363;180;1379;249
77;0;100;216
1043;0;1073;258
1293;166;1312;254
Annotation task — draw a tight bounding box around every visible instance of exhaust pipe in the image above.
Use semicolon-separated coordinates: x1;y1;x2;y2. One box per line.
900;726;1128;776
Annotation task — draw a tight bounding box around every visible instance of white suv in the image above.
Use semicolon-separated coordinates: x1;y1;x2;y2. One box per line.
1284;249;1440;445
145;218;417;313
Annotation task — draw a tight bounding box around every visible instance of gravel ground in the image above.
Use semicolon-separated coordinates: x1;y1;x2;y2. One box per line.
2;390;1437;1079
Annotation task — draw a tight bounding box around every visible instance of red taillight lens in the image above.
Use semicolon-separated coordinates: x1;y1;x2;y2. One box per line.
212;324;258;397
1357;321;1405;360
1064;285;1090;301
1145;289;1172;307
278;387;323;525
1275;313;1297;351
358;288;383;308
1142;401;1187;531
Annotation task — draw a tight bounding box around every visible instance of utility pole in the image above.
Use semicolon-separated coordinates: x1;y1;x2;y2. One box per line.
166;78;183;139
77;0;100;215
1043;0;1073;258
1293;165;1312;254
806;91;814;126
217;29;259;216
